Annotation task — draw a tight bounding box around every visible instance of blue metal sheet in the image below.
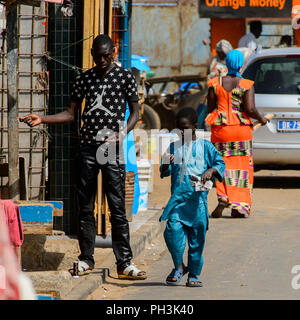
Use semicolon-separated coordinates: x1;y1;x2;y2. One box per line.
15;200;63;217
19;204;53;223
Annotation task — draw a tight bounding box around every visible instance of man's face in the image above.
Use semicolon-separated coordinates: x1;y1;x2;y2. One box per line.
252;26;262;39
91;43;114;71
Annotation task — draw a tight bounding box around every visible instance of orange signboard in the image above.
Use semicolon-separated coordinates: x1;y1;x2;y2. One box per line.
199;0;292;18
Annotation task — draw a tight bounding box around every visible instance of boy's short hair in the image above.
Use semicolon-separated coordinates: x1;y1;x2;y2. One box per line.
176;107;198;125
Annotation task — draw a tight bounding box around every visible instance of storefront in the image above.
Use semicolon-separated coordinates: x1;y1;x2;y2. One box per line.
199;0;300;55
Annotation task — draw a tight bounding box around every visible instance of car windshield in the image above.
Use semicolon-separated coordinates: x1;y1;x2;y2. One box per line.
243;56;300;95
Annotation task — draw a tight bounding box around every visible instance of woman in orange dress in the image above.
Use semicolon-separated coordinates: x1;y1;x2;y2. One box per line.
206;50;268;218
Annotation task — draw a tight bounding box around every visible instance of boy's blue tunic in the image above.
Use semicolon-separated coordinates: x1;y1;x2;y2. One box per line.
160;138;225;229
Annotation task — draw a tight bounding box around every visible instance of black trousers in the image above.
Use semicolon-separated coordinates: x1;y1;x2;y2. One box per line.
76;144;133;271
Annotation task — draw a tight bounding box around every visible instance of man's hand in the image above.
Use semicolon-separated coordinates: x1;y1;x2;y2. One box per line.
19;114;42;127
201;168;216;184
105;132;126;144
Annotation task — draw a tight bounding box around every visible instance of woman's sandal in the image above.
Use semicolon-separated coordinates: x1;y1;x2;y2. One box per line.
117;264;147;280
166;265;188;286
186;274;203;287
231;209;245;218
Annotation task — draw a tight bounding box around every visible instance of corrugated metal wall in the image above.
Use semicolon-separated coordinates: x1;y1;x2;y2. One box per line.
131;0;210;81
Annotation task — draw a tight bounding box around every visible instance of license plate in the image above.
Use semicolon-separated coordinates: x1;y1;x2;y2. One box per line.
277;120;300;132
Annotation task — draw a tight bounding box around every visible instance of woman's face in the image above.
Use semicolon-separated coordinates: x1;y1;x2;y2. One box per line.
217;50;226;61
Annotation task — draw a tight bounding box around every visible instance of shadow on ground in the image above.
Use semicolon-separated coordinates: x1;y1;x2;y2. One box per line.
254;176;300;189
104;276;167;288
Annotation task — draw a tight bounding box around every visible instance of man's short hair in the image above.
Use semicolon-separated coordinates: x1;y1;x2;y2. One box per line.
250;21;262;32
280;35;292;46
92;34;114;51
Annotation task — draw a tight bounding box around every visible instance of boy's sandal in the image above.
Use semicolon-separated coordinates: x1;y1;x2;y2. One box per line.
117;264;147;280
69;260;93;276
186;275;203;287
166;265;188;286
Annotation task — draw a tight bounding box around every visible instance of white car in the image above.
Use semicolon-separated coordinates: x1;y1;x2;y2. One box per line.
242;47;300;169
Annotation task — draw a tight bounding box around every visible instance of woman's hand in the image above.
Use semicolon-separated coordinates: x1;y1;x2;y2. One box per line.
259;116;270;126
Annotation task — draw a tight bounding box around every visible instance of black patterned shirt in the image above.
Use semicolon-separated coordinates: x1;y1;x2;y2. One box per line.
70;64;139;145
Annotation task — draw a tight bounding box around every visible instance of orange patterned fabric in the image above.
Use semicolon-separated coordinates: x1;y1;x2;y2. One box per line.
206;77;254;126
206;77;254;216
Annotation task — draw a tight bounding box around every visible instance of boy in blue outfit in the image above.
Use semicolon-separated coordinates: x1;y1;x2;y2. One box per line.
160;107;225;287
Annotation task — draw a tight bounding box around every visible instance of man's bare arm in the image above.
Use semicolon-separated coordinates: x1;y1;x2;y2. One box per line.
122;101;140;135
19;100;81;127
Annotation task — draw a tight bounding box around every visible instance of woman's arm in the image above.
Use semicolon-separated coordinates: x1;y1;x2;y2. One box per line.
243;86;268;125
207;86;218;114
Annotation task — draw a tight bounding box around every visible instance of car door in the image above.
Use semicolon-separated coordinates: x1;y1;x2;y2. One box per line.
243;54;300;147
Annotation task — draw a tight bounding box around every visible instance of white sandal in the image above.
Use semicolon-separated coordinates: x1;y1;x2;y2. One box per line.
118;264;147;280
69;260;93;276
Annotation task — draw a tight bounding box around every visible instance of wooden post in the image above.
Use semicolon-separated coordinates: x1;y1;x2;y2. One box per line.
108;0;113;38
82;0;113;235
6;2;20;200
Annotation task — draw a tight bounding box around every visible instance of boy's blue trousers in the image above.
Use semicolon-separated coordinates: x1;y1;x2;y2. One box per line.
164;219;207;276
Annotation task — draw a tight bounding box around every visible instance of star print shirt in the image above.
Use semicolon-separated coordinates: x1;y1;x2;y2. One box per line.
70;64;139;145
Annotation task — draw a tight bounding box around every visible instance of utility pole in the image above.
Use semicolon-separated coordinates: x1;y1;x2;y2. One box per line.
6;1;19;200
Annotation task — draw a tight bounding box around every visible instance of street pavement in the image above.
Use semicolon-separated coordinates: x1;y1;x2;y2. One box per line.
89;171;300;300
124;209;300;300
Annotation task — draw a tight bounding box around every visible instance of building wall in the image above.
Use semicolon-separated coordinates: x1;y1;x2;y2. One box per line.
132;0;299;85
0;3;48;201
293;0;300;46
131;0;210;81
210;1;300;53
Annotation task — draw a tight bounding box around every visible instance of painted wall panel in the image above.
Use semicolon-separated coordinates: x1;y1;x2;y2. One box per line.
132;0;210;79
132;6;181;67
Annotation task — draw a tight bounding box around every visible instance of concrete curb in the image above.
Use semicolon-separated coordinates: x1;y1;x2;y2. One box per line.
64;209;165;300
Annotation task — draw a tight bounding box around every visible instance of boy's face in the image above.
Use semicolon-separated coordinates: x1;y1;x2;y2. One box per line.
176;117;196;141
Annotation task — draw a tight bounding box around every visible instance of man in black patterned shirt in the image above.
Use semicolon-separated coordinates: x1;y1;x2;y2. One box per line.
20;35;146;280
